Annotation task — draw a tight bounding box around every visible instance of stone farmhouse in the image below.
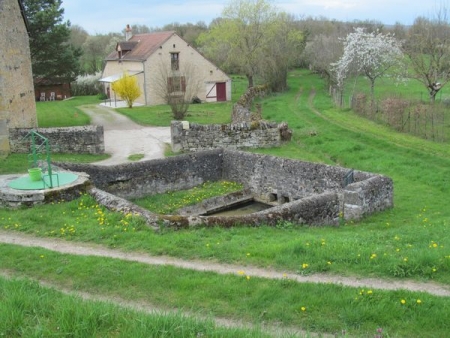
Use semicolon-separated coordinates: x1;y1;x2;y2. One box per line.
0;0;37;155
100;26;231;106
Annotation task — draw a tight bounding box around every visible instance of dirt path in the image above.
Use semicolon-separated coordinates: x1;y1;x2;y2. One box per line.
1;230;449;297
80;104;171;166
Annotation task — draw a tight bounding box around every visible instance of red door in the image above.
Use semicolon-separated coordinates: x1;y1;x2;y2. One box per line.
216;82;226;101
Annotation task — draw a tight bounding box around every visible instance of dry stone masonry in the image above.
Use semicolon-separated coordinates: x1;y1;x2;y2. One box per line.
57;149;394;229
9;126;105;154
171;121;285;152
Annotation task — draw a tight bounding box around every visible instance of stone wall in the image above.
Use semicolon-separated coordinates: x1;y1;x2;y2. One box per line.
231;84;267;124
9;126;105;154
57;149;393;227
0;0;37;154
56;149;224;199
171;121;283;152
342;175;394;220
222;151;371;202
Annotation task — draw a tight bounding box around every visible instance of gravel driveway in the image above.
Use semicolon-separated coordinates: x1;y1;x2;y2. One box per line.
80;104;171;166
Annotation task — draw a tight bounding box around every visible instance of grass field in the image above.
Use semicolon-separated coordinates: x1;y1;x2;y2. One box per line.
114;75;248;126
36;96;101;127
1;69;450;337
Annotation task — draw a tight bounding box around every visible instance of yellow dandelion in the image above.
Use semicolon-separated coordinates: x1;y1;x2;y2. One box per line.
246;275;250;280
416;299;422;304
400;299;406;305
302;263;309;269
301;306;306;311
237;270;245;275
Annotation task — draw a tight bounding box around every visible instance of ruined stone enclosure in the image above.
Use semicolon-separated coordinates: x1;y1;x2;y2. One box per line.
57;149;394;229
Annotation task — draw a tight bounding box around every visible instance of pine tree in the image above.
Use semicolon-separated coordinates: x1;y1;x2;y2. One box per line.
23;0;81;81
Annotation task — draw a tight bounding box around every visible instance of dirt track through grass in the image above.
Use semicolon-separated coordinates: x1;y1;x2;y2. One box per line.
1;230;449;297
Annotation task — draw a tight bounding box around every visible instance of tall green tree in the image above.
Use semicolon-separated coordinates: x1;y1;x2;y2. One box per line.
198;0;304;91
198;0;275;88
23;0;81;81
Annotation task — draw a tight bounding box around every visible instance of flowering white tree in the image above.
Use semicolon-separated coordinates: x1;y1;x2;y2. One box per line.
332;27;404;107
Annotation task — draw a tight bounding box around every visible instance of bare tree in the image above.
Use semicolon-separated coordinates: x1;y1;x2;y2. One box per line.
153;62;203;120
404;9;450;102
260;12;306;92
303;33;343;85
69;25;88;49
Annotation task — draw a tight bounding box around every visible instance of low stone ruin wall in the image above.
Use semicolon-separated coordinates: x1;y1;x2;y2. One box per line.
57;149;394;229
55;149;224;199
171;121;283;152
9;126;104;154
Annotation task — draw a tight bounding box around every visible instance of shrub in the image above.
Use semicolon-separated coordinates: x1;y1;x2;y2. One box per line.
71;72;103;96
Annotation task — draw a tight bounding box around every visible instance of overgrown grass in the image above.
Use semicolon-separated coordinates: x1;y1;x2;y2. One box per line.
0;277;272;338
37;96;101;127
2;245;450;337
2;71;449;284
1;187;449;285
2;69;450;337
132;181;243;214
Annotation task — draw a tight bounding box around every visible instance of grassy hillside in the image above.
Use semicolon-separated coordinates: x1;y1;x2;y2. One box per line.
1;69;449;337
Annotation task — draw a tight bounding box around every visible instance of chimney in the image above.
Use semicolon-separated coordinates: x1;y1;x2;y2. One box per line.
125;24;132;41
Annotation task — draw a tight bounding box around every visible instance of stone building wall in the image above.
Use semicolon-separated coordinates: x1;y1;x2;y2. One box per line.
9;126;105;154
171;121;283;152
0;0;37;154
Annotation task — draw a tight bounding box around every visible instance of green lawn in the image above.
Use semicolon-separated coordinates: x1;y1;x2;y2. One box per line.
2;69;450;337
36;96;101;127
115;75;248;126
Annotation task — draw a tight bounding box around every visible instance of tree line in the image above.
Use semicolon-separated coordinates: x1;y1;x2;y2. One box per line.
24;0;450;105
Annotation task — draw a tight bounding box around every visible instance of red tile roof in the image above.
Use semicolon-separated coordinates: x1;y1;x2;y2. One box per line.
105;31;175;61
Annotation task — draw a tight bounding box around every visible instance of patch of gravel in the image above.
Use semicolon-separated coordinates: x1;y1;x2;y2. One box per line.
1;230;449;297
79;104;171;166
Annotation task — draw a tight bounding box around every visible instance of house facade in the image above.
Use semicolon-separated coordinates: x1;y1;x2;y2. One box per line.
101;29;231;106
0;0;37;154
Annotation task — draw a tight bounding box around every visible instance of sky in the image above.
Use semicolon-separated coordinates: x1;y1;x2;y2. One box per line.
62;0;443;34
